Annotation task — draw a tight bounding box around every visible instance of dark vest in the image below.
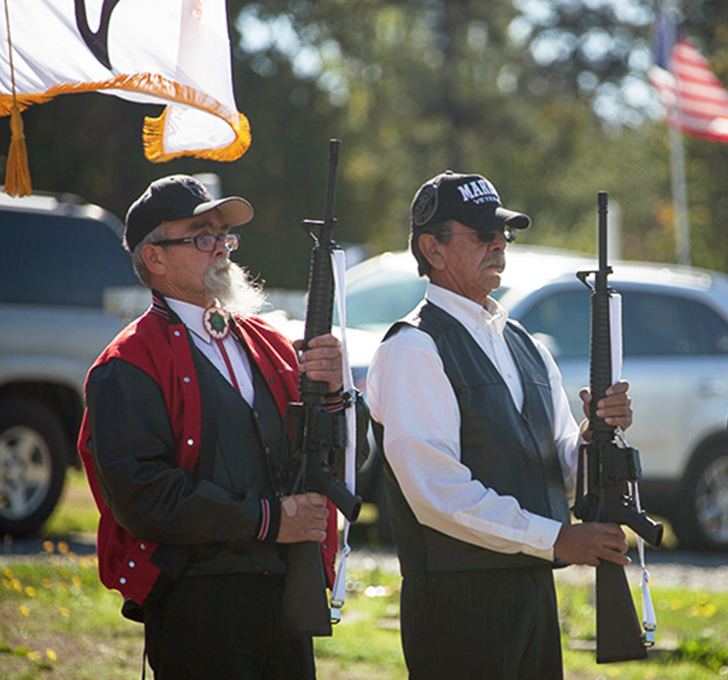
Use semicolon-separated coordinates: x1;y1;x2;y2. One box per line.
182;340;287;576
378;301;570;575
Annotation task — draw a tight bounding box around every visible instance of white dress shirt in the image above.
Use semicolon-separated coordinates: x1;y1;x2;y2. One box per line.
367;283;583;562
167;298;255;406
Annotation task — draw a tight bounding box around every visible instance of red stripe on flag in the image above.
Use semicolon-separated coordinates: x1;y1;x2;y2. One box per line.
649;38;728;143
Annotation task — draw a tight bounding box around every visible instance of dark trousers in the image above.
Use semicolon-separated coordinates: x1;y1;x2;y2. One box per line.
143;573;316;680
400;567;563;680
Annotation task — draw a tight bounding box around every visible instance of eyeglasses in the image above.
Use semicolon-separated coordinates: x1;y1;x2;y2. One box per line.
151;233;240;252
443;224;516;244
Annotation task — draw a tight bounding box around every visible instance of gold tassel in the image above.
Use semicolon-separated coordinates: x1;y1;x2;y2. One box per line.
4;103;31;197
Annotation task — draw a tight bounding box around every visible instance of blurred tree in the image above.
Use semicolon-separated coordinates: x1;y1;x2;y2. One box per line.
230;0;728;272
236;1;668;254
1;0;727;285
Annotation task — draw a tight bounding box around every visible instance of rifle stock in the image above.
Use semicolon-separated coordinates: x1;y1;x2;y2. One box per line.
280;139;362;636
282;542;332;636
596;562;647;663
574;191;663;663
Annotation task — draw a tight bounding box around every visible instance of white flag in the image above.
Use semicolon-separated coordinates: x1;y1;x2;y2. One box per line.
0;0;250;162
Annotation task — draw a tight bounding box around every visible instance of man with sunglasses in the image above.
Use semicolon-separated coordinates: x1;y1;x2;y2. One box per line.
78;175;343;679
367;171;635;680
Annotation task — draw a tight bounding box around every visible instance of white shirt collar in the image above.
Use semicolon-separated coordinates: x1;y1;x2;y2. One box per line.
425;282;509;335
166;298;217;345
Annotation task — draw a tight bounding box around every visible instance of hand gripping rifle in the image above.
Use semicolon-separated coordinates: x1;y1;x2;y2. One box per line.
279;139;363;636
573;192;664;663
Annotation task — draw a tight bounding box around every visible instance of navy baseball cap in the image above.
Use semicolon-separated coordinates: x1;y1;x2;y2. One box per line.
410;170;531;234
124;175;254;252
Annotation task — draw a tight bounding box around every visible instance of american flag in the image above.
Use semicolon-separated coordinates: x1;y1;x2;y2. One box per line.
647;7;728;143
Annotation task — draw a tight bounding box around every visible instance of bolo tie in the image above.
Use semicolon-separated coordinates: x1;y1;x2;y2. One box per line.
202;305;241;393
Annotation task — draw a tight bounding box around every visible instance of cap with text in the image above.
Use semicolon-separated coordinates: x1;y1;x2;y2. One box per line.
410;170;531;235
124;175;254;252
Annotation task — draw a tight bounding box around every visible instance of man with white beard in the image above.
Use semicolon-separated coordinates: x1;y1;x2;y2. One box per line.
78;175;342;680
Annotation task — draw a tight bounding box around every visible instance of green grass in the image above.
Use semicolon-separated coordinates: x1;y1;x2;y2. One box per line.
2;471;726;679
42;468;100;537
1;552;144;679
3;551;728;680
556;580;728;679
315;565;406;679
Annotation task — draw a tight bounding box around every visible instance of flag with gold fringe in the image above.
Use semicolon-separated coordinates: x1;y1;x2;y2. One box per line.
0;0;251;196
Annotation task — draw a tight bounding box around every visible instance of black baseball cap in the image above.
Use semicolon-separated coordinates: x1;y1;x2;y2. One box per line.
124;175;254;252
410;170;531;234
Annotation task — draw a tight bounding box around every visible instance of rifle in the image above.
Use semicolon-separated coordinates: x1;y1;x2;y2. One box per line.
279;138;362;636
573;191;664;664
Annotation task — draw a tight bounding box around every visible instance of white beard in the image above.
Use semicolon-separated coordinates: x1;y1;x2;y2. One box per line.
204;259;266;317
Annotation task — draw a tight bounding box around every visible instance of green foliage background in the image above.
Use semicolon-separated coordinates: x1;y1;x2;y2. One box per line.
2;0;728;287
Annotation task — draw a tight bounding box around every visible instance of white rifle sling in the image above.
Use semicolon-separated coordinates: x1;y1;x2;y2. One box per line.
329;248;357;622
612;292;657;645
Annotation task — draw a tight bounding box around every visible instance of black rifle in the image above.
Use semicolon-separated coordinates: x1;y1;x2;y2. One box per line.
279;138;362;636
573;191;663;664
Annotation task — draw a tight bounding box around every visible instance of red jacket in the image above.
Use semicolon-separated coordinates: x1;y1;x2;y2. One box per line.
78;296;337;604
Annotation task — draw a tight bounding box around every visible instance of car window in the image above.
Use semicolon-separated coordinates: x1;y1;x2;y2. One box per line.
517;289;590;358
0;210;138;308
517;287;728;360
346;270;428;333
696;300;728;354
623;291;728;356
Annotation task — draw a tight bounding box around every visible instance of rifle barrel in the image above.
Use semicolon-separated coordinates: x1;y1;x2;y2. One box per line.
322;139;340;235
300;139;342;397
598;191;609;274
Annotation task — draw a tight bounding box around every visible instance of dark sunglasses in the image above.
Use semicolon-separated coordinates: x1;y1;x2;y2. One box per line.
443;224;516;244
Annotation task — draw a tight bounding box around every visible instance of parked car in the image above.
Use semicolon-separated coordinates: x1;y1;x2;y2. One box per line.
335;246;728;550
0;192;149;536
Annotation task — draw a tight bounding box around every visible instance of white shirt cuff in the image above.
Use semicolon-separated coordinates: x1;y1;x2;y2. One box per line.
521;515;564;562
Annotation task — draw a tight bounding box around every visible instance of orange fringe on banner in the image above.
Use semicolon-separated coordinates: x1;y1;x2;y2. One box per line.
0;72;252;164
5;103;31;196
143;110;251;163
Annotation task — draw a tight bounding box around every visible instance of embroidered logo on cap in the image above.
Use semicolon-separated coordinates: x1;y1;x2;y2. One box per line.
457;178;500;205
412;184;439;227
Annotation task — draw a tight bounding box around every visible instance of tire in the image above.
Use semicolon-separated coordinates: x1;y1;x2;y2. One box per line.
0;397;68;537
673;443;728;550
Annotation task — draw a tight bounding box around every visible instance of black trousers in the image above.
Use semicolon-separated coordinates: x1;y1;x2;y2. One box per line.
400;566;563;680
143;573;316;680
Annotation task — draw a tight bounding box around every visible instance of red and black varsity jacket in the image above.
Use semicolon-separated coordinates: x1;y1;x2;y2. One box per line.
78;294;337;605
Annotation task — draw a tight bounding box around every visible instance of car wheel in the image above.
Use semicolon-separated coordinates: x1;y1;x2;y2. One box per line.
674;444;728;550
0;397;68;537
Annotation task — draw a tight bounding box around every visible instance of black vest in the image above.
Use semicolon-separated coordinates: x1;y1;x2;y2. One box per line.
183;339;288;576
378;301;570;575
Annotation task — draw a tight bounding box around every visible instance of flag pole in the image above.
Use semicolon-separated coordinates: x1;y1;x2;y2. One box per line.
665;0;691;266
668;123;691;266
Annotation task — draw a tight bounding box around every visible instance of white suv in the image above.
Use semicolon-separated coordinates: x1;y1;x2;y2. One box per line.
344;246;728;550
